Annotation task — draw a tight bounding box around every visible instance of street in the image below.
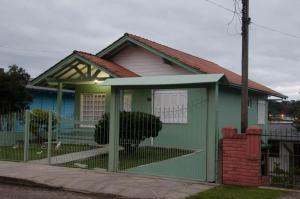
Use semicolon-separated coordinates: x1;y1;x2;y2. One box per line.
0;183;129;199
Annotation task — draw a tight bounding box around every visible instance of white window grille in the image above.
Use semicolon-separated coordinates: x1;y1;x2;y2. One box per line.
258;100;266;124
153;89;188;123
80;93;105;122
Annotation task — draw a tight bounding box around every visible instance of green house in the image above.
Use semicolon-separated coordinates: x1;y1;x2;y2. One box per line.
31;33;285;182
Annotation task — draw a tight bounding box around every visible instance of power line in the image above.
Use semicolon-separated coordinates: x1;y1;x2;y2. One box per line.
252;22;300;39
204;0;300;39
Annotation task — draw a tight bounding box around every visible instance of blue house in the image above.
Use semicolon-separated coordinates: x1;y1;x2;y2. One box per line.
26;85;75;117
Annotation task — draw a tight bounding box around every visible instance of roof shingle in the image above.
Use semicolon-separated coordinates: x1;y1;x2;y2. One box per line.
125;33;285;98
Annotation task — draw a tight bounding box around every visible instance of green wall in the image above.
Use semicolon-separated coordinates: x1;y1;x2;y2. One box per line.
123;87;208;181
129;88;207;150
217;86;268;136
127;151;207;181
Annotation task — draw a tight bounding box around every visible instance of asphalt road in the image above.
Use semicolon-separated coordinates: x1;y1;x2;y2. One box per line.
0;183;130;199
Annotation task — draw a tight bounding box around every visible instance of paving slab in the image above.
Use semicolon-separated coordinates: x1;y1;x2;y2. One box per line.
0;161;215;199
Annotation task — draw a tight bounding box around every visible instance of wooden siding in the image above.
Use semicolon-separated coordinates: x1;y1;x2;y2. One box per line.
29;90;74;117
110;46;192;76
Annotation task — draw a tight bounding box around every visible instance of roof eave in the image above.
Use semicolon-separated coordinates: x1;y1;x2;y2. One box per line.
229;83;287;99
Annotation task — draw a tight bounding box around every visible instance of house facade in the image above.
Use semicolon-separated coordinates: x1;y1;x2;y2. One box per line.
31;33;285;182
27;85;74;117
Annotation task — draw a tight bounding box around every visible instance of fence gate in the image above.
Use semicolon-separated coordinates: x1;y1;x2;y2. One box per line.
261;123;300;188
112;88;208;181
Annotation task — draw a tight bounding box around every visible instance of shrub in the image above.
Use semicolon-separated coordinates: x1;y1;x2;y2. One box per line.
30;109;56;143
95;111;162;150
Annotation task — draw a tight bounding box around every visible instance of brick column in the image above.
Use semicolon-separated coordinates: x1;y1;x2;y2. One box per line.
222;126;262;186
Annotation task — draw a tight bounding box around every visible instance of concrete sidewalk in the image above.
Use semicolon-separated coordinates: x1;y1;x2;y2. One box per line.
0;161;215;199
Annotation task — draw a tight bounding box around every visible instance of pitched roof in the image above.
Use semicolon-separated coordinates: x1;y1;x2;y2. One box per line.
123;33;285;98
74;51;138;77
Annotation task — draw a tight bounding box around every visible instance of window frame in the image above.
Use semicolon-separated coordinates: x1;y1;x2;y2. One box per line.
80;93;106;126
257;99;266;124
123;92;132;112
152;89;188;124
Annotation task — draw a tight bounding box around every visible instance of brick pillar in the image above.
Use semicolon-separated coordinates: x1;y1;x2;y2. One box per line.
222;126;262;186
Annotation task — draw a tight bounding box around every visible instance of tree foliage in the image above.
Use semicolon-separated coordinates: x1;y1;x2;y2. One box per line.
268;100;298;119
0;65;32;112
95;111;162;150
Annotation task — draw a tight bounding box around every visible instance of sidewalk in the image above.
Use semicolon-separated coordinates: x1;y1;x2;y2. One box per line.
0;161;215;199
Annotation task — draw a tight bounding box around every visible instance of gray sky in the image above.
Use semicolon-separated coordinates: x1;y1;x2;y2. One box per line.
0;0;299;99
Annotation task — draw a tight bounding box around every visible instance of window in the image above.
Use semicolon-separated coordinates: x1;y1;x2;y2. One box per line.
248;97;252;108
80;93;105;122
258;100;266;124
123;93;132;112
153;89;187;123
268;140;279;158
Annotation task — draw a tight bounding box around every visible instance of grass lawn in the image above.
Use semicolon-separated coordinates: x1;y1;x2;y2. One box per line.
63;146;192;170
0;143;98;161
187;186;286;199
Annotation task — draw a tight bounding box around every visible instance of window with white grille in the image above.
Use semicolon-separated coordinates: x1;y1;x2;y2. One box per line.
258;100;266;124
123;93;132;112
153;90;188;123
80;93;105;122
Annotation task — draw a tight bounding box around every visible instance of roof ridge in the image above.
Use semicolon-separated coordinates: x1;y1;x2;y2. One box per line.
73;50;95;56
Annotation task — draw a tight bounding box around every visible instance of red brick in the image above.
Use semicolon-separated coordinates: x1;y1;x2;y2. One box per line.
222;126;262;187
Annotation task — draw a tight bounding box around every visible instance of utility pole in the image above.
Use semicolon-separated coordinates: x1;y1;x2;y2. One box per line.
241;0;250;133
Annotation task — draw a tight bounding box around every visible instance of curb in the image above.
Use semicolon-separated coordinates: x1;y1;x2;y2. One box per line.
0;176;61;190
0;176;135;199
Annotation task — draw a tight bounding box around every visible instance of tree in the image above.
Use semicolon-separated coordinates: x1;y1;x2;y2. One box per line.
95;111;163;151
293;101;300;131
0;65;32;112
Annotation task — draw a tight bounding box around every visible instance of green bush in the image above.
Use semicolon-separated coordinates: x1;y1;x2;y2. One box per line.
271;163;299;188
95;111;162;150
30;109;56;142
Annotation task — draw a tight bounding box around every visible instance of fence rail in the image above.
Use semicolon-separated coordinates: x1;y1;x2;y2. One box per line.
261;124;300;188
0;110;108;169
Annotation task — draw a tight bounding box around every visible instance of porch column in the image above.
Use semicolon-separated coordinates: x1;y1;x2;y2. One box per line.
56;82;63;139
56;82;63;116
207;82;219;182
108;87;120;172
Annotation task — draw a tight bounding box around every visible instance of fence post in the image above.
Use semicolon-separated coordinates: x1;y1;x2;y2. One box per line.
108;87;120;172
12;112;16;133
23;110;30;162
47;111;53;165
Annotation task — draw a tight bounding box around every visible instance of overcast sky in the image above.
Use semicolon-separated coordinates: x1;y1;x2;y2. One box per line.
0;0;299;99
